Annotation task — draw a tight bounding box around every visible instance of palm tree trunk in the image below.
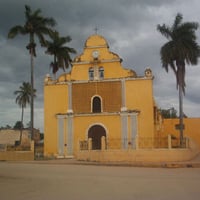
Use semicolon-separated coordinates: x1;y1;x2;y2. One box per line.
30;47;34;141
29;34;35;142
179;85;184;147
53;54;57;80
20;106;24;145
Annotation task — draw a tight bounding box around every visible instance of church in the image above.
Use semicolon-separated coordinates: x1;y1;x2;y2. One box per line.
44;34;159;158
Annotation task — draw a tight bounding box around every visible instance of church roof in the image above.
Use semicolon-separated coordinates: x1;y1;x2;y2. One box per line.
84;34;109;48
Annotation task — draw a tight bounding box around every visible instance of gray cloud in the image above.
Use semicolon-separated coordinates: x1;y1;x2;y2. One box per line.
0;0;200;130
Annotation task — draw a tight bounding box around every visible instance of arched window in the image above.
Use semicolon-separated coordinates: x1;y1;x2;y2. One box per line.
92;96;102;113
99;67;104;79
89;67;94;80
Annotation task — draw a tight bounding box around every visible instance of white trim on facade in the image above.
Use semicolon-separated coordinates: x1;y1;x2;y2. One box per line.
91;95;103;113
85;123;109;140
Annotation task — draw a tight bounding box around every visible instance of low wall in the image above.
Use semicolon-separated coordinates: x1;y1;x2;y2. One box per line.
77;139;200;163
77;149;198;163
0;141;34;161
163;118;200;148
0;151;34;161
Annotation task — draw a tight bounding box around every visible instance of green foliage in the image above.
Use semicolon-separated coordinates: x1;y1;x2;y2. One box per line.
8;5;56;140
160;107;177;118
13;121;24;129
0;125;12;129
157;13;200;145
160;107;188;118
45;31;76;75
8;4;56;56
157;13;200;94
40;133;44;140
14;82;36;140
14;82;36;109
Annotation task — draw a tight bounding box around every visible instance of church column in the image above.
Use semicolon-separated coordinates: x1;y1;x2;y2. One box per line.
66;114;74;155
121;79;127;111
121;113;128;149
66;82;74;156
130;113;138;149
67;82;73;113
57;115;65;157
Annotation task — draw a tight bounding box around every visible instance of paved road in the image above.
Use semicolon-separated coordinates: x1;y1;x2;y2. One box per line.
0;162;200;200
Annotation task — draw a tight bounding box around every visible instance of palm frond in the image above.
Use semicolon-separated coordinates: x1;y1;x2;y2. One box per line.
45;31;76;75
9;4;56;55
172;13;183;30
157;24;172;39
8;26;26;38
25;5;31;19
157;13;200;94
14;82;36;108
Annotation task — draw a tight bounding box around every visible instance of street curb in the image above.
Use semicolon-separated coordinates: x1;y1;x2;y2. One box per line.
5;159;200;168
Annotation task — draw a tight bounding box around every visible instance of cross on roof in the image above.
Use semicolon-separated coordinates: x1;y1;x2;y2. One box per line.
94;27;98;34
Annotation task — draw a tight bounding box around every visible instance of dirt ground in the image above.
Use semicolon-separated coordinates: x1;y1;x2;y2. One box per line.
0;161;200;200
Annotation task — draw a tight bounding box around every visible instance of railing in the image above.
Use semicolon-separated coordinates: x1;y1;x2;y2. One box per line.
0;143;32;151
79;136;189;151
171;137;188;148
79;141;89;150
107;138;136;149
0;144;7;151
79;138;136;151
139;137;168;149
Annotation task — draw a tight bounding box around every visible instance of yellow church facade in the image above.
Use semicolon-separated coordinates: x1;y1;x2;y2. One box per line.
44;34;156;158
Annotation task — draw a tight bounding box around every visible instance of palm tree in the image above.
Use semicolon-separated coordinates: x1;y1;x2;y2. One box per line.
8;5;56;140
157;13;200;146
45;31;76;78
14;82;36;144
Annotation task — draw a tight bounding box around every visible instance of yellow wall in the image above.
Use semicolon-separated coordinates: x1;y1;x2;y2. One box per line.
44;76;155;156
72;81;122;113
44;34;155;157
126;79;154;137
44;84;68;156
162;118;200;147
70;62;133;81
73;115;122;154
59;35;135;82
77;148;198;163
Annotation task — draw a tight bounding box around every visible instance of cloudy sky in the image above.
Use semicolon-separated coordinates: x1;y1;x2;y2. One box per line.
0;0;200;131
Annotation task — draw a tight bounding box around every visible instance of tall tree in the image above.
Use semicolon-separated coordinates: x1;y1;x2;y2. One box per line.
13;121;24;130
160;107;178;119
8;5;56;140
157;13;200;146
14;82;36;144
45;31;76;78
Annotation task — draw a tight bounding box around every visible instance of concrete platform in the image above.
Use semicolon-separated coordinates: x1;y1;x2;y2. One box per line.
9;152;200;168
1;160;200;200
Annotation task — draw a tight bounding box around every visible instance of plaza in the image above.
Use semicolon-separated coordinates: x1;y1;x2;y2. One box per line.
0;161;200;200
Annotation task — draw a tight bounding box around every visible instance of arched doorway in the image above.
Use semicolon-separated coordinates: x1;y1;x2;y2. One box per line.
88;125;106;150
